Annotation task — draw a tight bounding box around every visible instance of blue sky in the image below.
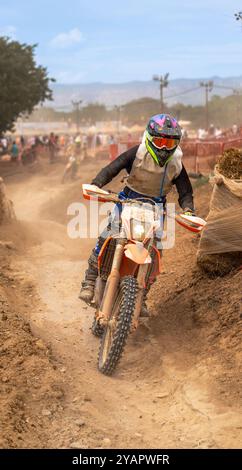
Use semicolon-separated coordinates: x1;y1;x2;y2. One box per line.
0;0;242;83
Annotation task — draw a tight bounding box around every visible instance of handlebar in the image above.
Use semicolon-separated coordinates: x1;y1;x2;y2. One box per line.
99;190;162;206
82;184;206;233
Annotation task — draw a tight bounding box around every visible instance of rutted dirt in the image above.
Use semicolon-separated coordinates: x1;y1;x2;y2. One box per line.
0;161;241;449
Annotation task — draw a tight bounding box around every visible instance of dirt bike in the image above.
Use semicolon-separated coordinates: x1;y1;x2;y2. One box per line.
62;156;78;183
83;184;206;376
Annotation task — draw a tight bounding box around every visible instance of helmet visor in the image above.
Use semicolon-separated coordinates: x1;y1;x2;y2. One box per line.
151;136;179;150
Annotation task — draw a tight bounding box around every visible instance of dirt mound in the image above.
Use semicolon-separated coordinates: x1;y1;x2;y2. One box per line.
148;184;241;405
217;148;242;179
150;266;242;404
0;177;16;224
197;152;242;275
0;244;64;448
197;252;241;277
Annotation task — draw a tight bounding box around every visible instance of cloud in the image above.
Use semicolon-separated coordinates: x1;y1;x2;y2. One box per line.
0;25;17;39
50;28;84;48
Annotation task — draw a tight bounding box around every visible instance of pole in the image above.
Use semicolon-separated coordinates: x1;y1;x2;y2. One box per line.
200;81;213;131
153;73;169;112
115;105;122;136
72;100;82;132
205;85;209;131
238;101;241;126
160;83;164;112
233;90;241;126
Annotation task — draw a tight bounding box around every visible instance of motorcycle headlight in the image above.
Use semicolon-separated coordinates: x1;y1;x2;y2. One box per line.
131;220;146;241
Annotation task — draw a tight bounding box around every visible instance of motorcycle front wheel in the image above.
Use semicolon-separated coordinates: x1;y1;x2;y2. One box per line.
98;275;138;375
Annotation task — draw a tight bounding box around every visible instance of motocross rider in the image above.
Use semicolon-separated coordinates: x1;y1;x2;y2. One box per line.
79;114;195;315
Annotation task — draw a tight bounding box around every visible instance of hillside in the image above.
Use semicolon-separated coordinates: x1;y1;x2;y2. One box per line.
46;76;242;109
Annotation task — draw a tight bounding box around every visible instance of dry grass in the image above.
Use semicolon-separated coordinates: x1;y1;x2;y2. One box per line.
217;148;242;179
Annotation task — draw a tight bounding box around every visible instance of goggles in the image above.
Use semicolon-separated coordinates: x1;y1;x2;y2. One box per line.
148;134;179;150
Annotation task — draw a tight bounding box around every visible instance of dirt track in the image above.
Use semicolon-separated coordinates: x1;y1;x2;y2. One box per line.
0;162;241;449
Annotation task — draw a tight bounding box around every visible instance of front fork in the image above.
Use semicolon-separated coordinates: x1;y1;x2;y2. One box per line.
96;236;152;329
97;238;126;325
131;264;149;331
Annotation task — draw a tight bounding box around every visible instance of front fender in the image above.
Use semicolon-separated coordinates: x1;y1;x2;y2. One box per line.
124;243;151;265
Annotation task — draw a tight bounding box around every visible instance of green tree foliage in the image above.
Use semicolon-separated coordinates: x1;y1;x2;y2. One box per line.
122;97;159;124
80;103;108;124
0;37;54;135
123;95;242;128
29;94;242;130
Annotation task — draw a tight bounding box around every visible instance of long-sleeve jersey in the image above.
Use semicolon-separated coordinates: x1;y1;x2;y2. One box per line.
92;145;194;210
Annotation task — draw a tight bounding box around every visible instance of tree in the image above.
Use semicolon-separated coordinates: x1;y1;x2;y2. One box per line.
122;97;160;124
0;37;54;135
77;103;108;124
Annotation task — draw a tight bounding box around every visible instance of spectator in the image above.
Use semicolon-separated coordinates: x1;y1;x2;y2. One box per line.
127;133;132;143
1;137;8;152
208;123;215;137
96;133;102;147
181;128;188;139
109;135;115;144
215;126;222;139
60;134;65;147
232;123;238;136
197;128;206;140
48;132;57;164
11;141;19;162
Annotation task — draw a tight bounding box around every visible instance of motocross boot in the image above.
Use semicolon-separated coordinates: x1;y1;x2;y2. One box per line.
79;250;98;304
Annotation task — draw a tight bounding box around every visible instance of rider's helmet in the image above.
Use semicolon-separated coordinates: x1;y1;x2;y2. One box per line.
146;114;182;167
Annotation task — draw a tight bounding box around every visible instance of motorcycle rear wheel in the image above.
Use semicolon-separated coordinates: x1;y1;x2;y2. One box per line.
98;275;138;375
